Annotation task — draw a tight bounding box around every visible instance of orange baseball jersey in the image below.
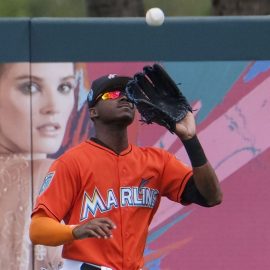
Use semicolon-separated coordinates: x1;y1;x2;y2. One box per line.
33;140;193;270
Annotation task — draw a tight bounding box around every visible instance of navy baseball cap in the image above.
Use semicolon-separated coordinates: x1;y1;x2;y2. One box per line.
87;74;132;108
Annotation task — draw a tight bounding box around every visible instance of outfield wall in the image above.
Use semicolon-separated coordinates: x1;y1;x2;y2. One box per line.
0;17;270;270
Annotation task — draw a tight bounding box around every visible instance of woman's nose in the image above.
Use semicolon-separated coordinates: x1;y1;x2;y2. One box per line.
39;92;60;115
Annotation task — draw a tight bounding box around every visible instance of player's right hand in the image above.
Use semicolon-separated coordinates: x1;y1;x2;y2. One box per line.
72;217;116;240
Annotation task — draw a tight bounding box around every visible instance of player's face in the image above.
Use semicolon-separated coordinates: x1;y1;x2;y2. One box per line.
93;90;135;126
0;63;76;154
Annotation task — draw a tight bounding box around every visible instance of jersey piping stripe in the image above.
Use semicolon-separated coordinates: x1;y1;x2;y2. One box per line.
34;204;61;222
85;140;132;156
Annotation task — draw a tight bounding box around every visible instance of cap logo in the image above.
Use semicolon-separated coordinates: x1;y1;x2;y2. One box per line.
108;74;117;79
87;89;94;102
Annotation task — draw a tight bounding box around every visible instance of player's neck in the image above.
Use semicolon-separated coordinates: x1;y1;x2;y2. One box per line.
94;127;129;154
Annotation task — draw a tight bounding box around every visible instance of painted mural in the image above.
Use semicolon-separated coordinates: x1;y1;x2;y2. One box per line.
63;60;270;270
143;61;270;270
0;60;269;269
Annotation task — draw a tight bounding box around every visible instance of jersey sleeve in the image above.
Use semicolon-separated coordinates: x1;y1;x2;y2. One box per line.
32;158;80;221
159;151;193;203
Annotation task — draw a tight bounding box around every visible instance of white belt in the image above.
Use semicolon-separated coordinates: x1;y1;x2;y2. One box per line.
62;259;112;270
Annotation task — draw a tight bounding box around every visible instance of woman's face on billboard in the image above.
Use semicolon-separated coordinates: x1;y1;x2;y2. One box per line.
0;62;76;154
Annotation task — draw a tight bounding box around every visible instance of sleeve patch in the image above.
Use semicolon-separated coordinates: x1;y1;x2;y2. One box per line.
39;172;55;195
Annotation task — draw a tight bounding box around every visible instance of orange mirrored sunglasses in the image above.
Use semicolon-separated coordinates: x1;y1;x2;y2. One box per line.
95;90;124;103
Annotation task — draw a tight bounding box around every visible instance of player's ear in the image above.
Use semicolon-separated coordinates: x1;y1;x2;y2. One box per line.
89;107;98;119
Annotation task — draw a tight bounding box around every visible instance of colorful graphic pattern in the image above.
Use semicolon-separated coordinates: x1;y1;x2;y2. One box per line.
1;60;269;269
69;61;270;270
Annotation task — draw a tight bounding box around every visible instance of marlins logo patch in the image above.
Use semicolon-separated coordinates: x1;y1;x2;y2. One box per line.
39;172;55;194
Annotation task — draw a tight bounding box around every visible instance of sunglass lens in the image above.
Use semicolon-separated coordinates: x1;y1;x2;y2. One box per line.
102;91;122;100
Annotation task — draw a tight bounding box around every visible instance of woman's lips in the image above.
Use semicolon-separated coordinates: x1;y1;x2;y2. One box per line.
36;123;61;136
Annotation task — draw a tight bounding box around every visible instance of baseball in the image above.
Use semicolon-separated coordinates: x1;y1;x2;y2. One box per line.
146;8;165;26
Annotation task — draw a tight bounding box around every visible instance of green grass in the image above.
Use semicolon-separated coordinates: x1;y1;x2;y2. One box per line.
0;0;211;17
143;0;212;16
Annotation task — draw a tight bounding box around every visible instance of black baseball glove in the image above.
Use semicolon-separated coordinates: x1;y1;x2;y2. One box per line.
125;63;193;133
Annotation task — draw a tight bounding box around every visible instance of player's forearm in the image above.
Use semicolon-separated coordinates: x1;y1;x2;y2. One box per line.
182;135;223;206
192;162;222;206
29;215;75;246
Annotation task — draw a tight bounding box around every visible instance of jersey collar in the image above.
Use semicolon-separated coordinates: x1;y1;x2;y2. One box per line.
88;138;132;156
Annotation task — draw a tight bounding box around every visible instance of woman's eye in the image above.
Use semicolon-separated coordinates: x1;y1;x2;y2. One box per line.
58;82;75;94
18;82;40;95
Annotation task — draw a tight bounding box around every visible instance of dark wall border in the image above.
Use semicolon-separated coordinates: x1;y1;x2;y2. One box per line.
31;16;270;62
1;16;270;62
0;18;30;62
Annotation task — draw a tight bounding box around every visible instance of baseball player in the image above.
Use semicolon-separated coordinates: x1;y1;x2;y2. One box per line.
29;71;222;270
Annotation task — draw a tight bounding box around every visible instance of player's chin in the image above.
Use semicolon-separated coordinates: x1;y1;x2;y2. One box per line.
118;111;135;126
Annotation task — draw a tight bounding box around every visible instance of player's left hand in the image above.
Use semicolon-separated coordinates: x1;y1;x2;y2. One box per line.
174;111;196;141
72;217;116;240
